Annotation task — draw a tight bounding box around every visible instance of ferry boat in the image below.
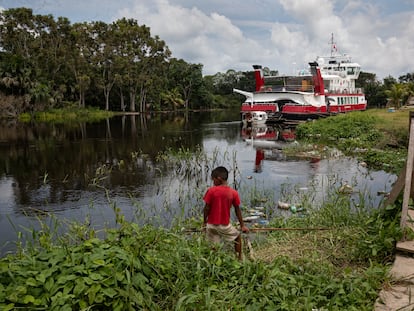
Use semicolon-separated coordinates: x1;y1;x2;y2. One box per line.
234;35;367;121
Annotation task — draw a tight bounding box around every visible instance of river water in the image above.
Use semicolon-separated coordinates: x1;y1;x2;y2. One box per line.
0;111;396;255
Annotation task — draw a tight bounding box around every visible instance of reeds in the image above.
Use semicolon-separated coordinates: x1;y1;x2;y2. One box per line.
0;145;403;310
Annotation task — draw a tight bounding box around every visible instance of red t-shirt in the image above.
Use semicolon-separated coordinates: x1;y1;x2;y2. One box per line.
203;185;241;225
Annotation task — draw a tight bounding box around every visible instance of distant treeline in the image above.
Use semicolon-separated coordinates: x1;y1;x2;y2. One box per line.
0;7;413;118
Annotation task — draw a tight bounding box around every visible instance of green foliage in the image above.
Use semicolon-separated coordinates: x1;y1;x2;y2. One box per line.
19;107;115;123
296;112;381;149
0;207;394;310
0;8;216;114
0;141;403;310
362;149;406;173
305;198;402;264
295;111;407;173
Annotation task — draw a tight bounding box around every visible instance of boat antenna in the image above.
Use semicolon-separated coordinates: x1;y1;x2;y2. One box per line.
330;33;338;56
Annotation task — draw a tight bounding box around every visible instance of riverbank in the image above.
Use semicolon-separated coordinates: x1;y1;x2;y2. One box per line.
0;197;400;310
295;108;412;174
18;107;115;123
0;108;410;310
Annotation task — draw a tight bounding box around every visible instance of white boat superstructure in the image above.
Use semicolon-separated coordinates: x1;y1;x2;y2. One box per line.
234;34;367;121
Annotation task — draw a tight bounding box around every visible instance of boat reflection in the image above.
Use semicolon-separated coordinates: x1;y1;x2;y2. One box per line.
241;124;296;148
241;124;299;172
240;123;323;173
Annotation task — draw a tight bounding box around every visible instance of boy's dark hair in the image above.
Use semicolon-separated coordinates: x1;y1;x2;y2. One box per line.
211;166;228;180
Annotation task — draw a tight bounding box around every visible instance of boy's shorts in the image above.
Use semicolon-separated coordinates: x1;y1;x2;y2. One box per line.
206;223;240;243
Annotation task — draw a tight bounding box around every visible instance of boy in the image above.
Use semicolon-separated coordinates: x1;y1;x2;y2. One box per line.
203;166;249;260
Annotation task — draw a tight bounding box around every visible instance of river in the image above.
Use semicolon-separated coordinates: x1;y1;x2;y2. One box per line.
0;111;396;255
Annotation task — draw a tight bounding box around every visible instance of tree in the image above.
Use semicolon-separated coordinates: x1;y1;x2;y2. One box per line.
167;59;204;110
68;22;93;108
399;72;414;83
385;83;405;108
89;21;116;111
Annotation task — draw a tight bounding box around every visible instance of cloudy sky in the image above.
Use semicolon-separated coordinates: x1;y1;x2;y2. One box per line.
1;0;414;79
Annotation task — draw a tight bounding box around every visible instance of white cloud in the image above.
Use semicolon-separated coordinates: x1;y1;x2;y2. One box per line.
3;0;414;78
117;0;261;74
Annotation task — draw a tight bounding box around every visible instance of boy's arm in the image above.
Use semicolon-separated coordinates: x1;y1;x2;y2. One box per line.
203;203;210;228
234;206;249;233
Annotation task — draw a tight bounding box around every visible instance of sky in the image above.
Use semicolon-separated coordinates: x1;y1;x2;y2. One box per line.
1;0;414;79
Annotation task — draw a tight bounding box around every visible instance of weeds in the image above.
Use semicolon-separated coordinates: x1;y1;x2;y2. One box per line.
0;209;396;310
0;177;402;310
0;132;404;310
296;111;408;174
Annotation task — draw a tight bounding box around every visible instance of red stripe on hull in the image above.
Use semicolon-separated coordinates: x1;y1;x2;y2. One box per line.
241;102;367;120
241;104;278;112
281;103;367;115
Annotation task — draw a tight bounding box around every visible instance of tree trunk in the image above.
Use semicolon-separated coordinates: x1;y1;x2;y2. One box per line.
105;93;110;111
139;85;147;112
120;88;125;112
129;88;136;112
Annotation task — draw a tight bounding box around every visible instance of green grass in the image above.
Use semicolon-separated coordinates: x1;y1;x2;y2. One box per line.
1;110;409;309
295;109;410;174
0;144;404;310
19;107;115;123
0;196;400;310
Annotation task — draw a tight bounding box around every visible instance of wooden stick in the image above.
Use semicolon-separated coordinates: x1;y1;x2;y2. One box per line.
249;227;330;232
182;227;330;233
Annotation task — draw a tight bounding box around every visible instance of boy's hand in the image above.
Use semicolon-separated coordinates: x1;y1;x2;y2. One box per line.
241;225;249;233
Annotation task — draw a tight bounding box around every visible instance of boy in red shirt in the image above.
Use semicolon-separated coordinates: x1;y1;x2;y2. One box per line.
203;166;249;260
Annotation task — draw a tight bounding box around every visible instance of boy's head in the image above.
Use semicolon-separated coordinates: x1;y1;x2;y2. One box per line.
211;166;228;185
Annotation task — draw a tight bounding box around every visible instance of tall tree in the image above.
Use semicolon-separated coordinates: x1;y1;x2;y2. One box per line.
167;59;203;110
90;21;116;111
68;22;93;108
385;83;405;108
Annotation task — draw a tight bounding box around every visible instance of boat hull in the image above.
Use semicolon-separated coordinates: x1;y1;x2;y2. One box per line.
238;83;368;121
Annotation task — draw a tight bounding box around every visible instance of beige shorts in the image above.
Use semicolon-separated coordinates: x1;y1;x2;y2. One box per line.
206;223;240;243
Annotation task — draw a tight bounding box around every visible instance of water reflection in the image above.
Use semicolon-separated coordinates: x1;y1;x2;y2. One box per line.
0;111;397;255
240;124;299;172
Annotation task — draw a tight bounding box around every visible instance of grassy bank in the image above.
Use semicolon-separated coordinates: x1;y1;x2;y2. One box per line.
295;108;412;174
0;108;409;309
0;196;402;310
0;136;405;310
19;107;115;123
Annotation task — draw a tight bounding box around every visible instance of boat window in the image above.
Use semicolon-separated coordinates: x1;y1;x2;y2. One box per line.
347;67;355;75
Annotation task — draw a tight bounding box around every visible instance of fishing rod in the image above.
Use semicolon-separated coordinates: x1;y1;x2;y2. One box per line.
249;227;330;232
182;227;331;233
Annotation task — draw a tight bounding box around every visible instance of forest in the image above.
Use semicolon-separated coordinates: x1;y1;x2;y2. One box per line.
0;7;413;118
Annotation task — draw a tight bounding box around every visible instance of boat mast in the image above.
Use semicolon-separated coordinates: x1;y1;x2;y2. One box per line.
330;33;337;56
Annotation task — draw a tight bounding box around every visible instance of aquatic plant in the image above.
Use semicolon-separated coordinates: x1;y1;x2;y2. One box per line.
295;111;408;173
0;135;403;310
0;187;400;310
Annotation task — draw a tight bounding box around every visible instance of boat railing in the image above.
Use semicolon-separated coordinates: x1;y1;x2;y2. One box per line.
327;87;365;94
261;84;314;93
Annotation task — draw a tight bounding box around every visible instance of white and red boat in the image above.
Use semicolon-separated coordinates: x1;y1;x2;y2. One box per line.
234;35;367;121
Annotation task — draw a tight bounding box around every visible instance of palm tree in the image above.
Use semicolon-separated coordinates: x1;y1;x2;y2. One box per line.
385;83;405;108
